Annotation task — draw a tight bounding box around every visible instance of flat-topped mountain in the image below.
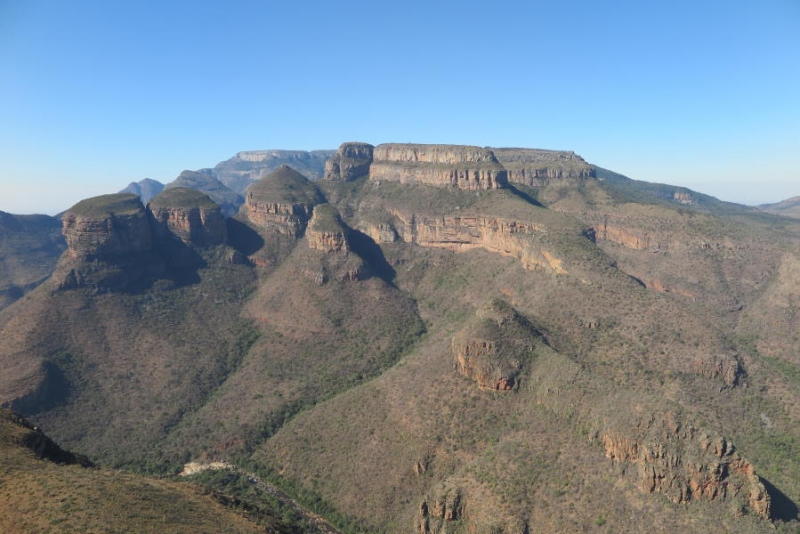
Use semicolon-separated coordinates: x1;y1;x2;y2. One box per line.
370;143;508;189
2;141;800;533
209;149;336;194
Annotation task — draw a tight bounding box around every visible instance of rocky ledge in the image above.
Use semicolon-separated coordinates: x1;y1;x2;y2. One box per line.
323;142;374;182
492;147;595;186
378;209;567;274
244;165;324;237
370;144;508;190
148;187;227;247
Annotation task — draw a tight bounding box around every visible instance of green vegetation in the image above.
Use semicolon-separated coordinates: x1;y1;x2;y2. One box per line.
148;186;220;210
248;165;324;205
65;193;144;217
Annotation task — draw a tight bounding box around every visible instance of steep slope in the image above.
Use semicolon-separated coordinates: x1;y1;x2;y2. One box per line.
0;211;65;310
0;408;266;534
0;193;258;468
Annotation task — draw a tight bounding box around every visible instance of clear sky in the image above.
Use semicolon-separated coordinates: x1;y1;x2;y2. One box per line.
1;0;798;214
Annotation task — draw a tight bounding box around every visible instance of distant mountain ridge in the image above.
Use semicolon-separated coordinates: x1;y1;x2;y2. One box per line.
206;149;336;194
760;196;800;218
119;177;165;204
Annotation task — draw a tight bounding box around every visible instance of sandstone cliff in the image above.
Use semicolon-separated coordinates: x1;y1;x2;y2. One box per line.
492;147;595;187
301;204;367;284
55;194;160;290
148;187;227;247
370;144;508;190
61;194;153;260
243;165;324;237
384;209;567;274
323;142;374;182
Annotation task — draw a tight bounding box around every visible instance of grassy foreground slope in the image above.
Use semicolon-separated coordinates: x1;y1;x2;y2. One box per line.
0;409;265;534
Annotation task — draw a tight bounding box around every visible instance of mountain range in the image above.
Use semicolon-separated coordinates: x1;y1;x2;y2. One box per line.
1;142;800;533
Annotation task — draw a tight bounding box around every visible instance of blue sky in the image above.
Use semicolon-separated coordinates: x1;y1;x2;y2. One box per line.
1;0;798;214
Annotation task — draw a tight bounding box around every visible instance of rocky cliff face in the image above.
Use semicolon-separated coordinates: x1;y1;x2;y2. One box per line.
492;147;595;187
244;166;324;237
56;194;159;290
306;204;349;253
384;210;566;274
301;204;367;283
370;144;508;190
147;187;227;247
597;411;770;517
323;142;374;182
61;194;153;260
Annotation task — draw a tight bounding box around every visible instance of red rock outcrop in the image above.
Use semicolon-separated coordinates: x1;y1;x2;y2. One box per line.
306;204;349;253
147;187;227;247
492;147;595;187
323;142;374;182
597;411;770;517
244;165;324;237
301;204;367;284
56;194;162;289
370;144;508;190
61;194;153;260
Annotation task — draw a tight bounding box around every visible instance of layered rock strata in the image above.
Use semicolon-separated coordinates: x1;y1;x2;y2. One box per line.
244;165;324;237
387;210;566;273
306;204;349;253
61;194;153;260
302;204;366;284
370;144;508;190
147;187;228;247
323;142;374;182
57;194;159;289
492;147;595;186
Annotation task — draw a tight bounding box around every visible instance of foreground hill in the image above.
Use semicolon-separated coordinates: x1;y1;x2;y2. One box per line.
0;408;267;533
2;143;800;533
